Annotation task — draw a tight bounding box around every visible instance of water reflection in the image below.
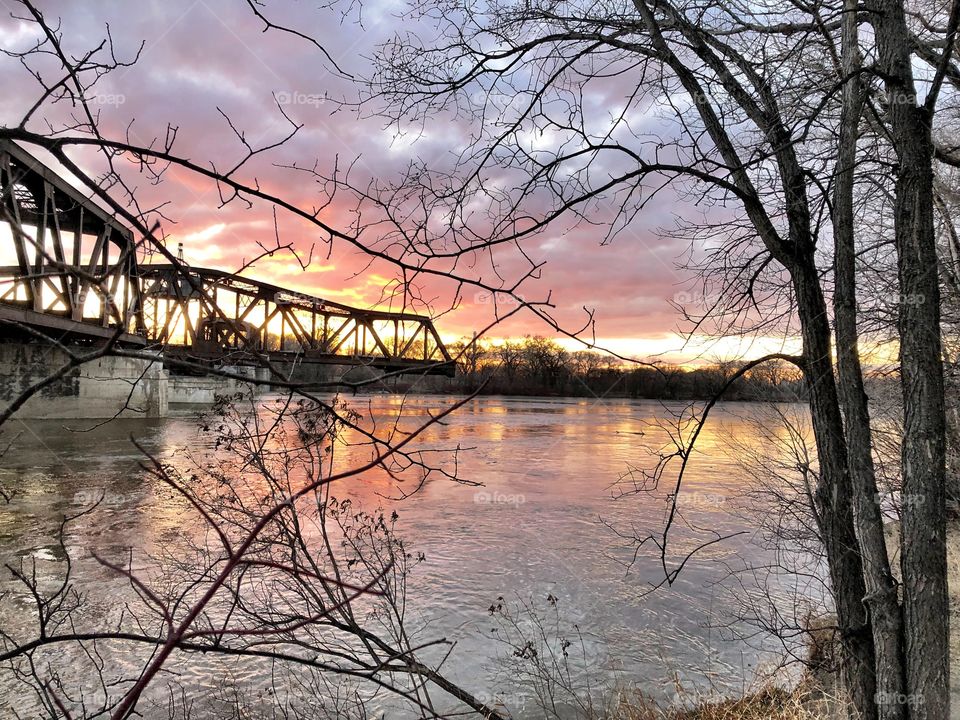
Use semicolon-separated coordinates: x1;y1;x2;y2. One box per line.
0;396;817;717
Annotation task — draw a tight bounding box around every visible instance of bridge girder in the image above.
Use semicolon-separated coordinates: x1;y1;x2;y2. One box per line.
141;264;454;375
0;139;145;342
0;141;455;377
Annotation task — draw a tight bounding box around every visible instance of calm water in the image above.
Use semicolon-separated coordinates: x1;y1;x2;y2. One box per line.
0;395;821;718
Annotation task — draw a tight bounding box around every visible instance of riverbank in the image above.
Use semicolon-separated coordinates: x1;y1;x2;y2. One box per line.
602;681;838;719
392;337;807;401
610;518;960;719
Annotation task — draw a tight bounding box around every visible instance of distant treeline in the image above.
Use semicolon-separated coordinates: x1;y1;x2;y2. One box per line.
428;336;806;401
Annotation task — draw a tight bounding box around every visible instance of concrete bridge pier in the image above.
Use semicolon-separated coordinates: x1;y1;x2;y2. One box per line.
0;341;168;420
167;365;271;408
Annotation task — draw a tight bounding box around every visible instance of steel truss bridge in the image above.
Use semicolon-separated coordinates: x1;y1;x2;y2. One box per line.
0;139;454;376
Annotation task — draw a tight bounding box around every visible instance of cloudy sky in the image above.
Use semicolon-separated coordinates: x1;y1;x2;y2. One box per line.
0;0;794;363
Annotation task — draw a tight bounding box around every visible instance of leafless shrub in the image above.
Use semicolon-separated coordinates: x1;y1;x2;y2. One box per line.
0;390;505;719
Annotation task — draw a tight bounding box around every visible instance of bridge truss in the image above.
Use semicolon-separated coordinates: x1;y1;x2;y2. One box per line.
141;265;454;374
0;139;146;345
0;140;454;376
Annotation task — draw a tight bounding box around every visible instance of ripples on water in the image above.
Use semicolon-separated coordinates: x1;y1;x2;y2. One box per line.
0;395;823;718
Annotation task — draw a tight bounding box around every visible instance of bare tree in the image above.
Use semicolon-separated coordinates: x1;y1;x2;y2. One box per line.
0;391;507;719
358;0;960;717
0;2;532;718
2;0;959;717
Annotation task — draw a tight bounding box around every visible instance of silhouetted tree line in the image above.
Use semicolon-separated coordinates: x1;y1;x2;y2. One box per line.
443;336;805;401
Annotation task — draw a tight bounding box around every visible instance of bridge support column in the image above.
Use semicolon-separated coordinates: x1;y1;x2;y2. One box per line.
166;365;270;407
254;366;272;386
0;342;168;419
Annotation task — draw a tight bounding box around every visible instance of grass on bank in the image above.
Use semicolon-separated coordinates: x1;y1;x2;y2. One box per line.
604;681;842;719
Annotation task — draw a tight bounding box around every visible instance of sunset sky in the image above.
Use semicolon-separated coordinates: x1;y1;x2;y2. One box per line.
0;1;799;364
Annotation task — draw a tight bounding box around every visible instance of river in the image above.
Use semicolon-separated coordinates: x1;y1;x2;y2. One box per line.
0;395;823;718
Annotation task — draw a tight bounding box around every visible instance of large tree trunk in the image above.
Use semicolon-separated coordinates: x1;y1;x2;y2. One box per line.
794;257;878;720
895;119;949;720
895;141;949;719
871;0;950;716
632;4;880;715
832;4;906;716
